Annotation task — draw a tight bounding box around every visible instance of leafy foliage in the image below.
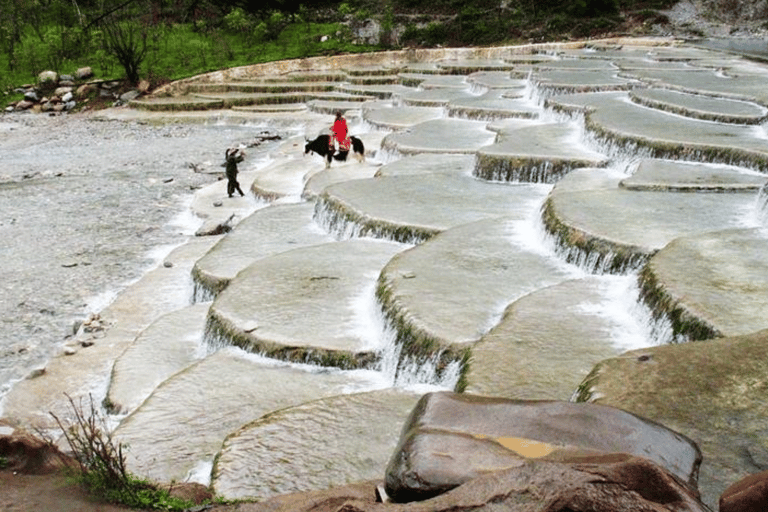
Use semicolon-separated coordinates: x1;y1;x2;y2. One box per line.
0;0;669;105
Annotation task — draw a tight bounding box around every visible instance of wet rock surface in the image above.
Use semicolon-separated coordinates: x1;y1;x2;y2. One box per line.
384;391;702;502
212;389;422;500
206;456;712;512
577;328;768;508
639;228;768;339
0;114;234;397
3;38;768;511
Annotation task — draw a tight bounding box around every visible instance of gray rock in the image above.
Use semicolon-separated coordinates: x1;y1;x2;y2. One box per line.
54;86;73;98
38;70;57;84
385;391;702;502
577;328;768;509
75;66;93;79
61;91;73;103
120;90;140;102
23;91;38;102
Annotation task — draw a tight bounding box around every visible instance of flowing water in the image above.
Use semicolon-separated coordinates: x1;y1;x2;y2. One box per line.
3;43;768;501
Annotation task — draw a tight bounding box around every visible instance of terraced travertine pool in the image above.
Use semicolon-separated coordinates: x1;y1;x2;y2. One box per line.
2;38;767;508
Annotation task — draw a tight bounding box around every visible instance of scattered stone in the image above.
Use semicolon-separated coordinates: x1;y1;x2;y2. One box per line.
160;482;213;505
38;71;57;84
213;200;223;207
25;368;45;379
75;83;96;97
137;80;151;93
54;87;72;97
163;261;173;268
120;90;140;102
75;66;93;80
246;456;708;512
23;91;39;102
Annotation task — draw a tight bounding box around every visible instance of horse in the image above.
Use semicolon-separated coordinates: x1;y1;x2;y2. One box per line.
304;134;365;167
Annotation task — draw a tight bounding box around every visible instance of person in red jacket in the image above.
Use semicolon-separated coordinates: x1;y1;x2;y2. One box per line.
329;111;351;152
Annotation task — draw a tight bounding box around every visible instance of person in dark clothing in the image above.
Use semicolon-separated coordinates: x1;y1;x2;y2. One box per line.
225;147;245;197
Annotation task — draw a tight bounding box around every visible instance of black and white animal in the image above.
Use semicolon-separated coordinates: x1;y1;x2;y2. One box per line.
304;134;365;167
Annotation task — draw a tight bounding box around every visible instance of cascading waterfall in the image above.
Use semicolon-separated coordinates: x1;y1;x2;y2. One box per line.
515;195;679;348
758;182;768;227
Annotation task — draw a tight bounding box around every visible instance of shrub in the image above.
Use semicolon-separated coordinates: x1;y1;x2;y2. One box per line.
51;394;195;511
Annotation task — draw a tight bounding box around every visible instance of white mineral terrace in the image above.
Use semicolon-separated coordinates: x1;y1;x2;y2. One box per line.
2;38;768;507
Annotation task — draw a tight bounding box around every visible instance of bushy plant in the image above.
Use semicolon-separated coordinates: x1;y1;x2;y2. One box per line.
223;7;251;33
51;394;195;511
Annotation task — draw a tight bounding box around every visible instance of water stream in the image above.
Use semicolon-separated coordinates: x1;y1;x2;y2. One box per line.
5;44;768;499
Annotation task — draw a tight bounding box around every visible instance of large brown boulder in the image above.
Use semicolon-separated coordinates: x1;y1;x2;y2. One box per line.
214;455;709;512
384;392;701;503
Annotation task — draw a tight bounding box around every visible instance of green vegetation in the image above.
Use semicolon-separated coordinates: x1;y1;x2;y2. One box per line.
1;0;676;108
51;394;199;511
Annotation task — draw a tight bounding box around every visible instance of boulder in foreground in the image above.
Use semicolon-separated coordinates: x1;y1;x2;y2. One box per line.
384;391;701;502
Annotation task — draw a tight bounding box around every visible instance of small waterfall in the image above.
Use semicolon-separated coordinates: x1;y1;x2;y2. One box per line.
313;196;432;245
580;275;682;349
537;204;648;276
580;120;655;172
192;280;216;304
376;340;462;391
468;81;489;95
377;145;404;165
313;197;363;240
550;242;648;276
202;315;231;355
758;182;768;227
347;281;463;390
476;158;580;184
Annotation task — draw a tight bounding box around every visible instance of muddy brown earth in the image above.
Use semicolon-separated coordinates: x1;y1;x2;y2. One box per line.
0;470;144;512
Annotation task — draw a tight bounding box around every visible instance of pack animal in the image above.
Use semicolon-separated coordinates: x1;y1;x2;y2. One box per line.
304;134;365;167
